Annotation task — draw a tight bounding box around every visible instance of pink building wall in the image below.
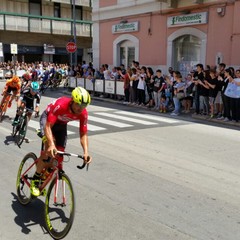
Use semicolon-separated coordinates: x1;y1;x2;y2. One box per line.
98;1;240;68
231;1;240;65
206;5;233;66
99;0;117;8
99;14;167;66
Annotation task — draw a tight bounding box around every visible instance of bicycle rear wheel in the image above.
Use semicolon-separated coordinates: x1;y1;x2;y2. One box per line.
16;116;28;147
45;173;75;240
16;152;37;205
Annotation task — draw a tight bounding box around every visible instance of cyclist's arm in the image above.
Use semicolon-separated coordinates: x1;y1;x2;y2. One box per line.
44;120;56;157
3;82;9;94
80;132;92;163
2;86;7;95
35;93;41;104
15;86;21;96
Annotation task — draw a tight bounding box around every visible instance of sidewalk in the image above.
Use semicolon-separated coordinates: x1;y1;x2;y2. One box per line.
89;94;240;129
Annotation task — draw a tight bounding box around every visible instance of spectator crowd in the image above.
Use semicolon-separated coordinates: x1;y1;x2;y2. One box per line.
1;60;240;123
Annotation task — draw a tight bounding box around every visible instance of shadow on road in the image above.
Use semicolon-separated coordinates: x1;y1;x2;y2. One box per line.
0;115;12;122
4;135;16;145
11;192;48;236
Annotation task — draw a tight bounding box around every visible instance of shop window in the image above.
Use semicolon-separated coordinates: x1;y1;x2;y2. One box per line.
128;47;135;67
173;34;201;77
119;41;135;68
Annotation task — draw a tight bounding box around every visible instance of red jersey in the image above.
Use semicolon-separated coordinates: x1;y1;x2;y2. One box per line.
46;97;88;134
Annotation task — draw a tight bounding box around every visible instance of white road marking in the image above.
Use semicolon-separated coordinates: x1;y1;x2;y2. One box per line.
95;112;157;125
115;111;180;123
88;115;133;128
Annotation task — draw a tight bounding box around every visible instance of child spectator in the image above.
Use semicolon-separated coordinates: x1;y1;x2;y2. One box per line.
159;94;167;113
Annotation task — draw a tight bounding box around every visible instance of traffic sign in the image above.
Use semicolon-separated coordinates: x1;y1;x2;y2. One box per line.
66;42;77;53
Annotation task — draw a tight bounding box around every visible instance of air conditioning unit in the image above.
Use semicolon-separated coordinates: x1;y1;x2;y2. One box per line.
168;0;178;8
193;0;203;4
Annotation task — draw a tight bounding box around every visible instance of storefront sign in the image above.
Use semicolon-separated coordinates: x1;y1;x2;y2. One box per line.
44;44;55;54
112;21;139;34
167;12;208;27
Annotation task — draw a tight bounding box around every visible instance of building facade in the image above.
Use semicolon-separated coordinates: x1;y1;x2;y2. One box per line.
0;0;93;64
92;0;240;75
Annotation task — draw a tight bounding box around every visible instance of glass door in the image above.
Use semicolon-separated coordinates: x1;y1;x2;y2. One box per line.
173;35;201;77
119;41;135;68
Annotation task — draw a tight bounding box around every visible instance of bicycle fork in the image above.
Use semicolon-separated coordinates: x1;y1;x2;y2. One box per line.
53;173;66;207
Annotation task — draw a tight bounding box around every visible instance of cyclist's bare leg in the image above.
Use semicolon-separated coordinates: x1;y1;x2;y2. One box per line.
34;105;40;117
13;101;25;122
27;112;32;122
35;141;54;174
9;91;17;105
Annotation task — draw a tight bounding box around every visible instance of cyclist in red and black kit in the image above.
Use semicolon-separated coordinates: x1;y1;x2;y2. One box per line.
31;86;92;196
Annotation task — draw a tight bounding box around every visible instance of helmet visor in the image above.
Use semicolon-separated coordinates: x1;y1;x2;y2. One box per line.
31;87;39;93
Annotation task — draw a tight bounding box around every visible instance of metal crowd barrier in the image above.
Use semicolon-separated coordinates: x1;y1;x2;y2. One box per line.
0;70;125;97
68;77;125;97
0;69;27;79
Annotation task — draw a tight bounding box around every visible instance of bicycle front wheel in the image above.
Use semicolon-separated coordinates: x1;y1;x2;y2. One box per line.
16;116;28;147
12;121;20;137
16;152;37;205
0;101;7;122
45;173;75;240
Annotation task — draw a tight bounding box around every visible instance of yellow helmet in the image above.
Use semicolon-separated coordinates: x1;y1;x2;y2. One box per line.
72;87;91;106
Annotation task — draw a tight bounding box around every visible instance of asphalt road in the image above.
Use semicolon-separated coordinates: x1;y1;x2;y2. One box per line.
0;82;240;240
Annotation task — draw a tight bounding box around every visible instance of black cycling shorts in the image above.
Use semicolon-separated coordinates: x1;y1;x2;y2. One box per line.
6;86;18;94
40;110;67;148
21;97;34;111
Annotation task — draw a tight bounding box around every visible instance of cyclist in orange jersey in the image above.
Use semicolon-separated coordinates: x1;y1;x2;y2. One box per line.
2;76;21;108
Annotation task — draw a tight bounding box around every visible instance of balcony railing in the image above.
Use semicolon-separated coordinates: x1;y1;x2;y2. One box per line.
0;12;92;37
51;0;91;7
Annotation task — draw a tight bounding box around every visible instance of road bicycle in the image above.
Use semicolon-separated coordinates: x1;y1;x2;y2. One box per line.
16;147;88;239
39;79;52;94
39;73;62;94
12;107;34;148
0;92;12;122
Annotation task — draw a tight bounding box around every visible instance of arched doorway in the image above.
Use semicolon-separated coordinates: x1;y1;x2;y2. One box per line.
167;27;207;77
173;34;201;77
113;34;139;67
119;40;135;68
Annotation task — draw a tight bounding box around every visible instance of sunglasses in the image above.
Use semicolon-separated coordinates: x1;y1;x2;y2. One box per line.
78;103;88;109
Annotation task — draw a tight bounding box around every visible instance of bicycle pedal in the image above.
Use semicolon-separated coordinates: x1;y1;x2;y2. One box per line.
41;189;47;196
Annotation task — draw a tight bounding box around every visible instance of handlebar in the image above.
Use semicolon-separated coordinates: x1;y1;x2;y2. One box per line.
57;150;90;171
